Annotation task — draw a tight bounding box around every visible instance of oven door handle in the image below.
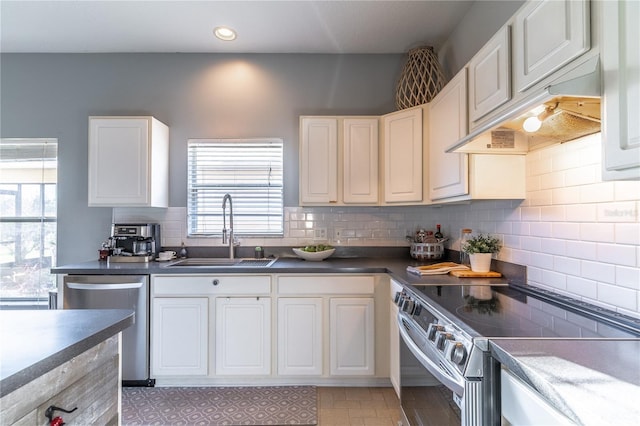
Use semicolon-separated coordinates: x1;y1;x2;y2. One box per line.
66;282;143;290
397;311;465;396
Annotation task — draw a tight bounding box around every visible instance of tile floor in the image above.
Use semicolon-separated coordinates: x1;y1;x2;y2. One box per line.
317;387;402;426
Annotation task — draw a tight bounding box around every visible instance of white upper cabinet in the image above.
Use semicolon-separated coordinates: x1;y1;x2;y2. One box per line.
343;118;379;204
513;0;590;93
469;25;511;124
381;107;423;204
601;0;640;180
88;116;169;207
429;68;469;201
299;117;338;204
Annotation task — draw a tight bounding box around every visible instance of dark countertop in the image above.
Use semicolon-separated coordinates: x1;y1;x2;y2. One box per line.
50;256;514;287
0;309;134;396
490;339;640;426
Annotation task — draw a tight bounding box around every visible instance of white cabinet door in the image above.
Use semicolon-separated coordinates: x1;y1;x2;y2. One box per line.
382;107;423;203
215;297;271;375
602;0;640;180
343;118;379;204
151;297;208;376
469;26;511;123
513;0;590;92
329;298;375;376
88;116;168;207
429;68;469;201
277;298;323;376
299;117;338;204
389;280;402;397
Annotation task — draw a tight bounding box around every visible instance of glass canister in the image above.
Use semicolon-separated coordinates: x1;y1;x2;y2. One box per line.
460;228;473;265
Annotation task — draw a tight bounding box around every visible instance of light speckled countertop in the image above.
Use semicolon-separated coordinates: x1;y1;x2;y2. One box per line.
490;339;640;426
0;309;134;396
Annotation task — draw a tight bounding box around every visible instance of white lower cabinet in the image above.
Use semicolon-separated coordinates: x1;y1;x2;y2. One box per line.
330;297;375;376
151;274;386;385
151;297;209;376
216;297;271;375
277;298;323;375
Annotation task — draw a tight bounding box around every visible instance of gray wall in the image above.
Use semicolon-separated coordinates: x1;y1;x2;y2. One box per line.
0;53;403;264
438;0;525;78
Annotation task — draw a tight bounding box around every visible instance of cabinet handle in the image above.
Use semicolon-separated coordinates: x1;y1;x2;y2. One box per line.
212;279;219;286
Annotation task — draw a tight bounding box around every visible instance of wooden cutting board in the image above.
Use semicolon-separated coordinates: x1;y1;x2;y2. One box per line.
449;270;502;278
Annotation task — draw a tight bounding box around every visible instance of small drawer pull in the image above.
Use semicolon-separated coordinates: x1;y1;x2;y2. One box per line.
212;279;220;286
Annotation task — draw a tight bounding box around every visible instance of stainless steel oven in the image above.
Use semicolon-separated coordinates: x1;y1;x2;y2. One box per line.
394;283;640;426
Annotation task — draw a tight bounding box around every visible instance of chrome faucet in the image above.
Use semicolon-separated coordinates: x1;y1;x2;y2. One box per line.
222;193;236;259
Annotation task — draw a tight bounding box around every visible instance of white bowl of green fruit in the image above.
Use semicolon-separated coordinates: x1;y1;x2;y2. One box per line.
292;245;335;261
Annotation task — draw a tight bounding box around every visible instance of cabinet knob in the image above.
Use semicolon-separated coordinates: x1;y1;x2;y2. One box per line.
212;279;219;286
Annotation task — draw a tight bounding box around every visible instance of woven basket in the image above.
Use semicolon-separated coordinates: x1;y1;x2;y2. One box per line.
395;46;446;110
410;242;445;260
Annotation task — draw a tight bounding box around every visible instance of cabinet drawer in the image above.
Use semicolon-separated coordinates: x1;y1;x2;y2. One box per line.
278;275;374;295
153;275;271;295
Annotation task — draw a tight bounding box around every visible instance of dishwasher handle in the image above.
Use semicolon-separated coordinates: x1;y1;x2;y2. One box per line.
66;282;143;290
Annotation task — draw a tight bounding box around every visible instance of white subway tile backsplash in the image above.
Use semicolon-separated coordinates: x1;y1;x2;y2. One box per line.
541;270;567;290
579;222;615;243
540;170;565;189
565;240;598;261
565;204;596;222
597;282;638;311
554;256;581;275
597;243;637;267
615;266;640;290
544;238;566;256
551;222;581;240
579;182;615;203
529;252;554;269
566;276;598;299
614;222;640;246
614;181;640;201
521;207;541;221
552;186;581;204
581;260;616;284
527;190;553;206
530;222;553;237
564;164;599;187
597;201;639;222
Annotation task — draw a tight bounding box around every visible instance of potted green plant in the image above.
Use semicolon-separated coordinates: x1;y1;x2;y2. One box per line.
462;233;502;272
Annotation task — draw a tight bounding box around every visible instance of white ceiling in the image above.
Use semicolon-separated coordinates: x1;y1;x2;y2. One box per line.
0;0;475;54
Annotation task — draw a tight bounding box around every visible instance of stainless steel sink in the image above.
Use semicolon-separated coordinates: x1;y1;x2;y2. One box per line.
164;258;277;267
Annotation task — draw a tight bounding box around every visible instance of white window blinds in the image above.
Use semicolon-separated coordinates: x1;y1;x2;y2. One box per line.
187;138;284;236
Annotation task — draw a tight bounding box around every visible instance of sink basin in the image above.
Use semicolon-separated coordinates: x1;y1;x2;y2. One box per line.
164;258;277;267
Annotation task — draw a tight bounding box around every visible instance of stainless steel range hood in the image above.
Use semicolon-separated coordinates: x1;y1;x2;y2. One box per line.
446;56;601;154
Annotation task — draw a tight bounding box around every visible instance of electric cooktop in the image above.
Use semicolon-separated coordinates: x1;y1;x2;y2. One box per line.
409;283;640;340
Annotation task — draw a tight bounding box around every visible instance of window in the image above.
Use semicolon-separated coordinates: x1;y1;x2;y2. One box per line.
0;139;57;307
187;138;284;236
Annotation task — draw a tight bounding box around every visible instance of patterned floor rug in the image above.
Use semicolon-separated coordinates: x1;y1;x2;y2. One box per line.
122;386;317;425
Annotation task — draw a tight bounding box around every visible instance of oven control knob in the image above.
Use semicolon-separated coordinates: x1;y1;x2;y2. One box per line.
436;332;453;351
450;342;467;365
403;299;415;314
394;291;403;305
413;303;422;316
427;324;444;341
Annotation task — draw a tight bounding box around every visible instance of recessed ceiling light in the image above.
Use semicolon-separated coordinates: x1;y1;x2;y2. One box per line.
214;26;237;41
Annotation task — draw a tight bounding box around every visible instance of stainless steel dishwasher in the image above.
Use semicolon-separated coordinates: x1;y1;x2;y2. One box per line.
63;274;154;386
